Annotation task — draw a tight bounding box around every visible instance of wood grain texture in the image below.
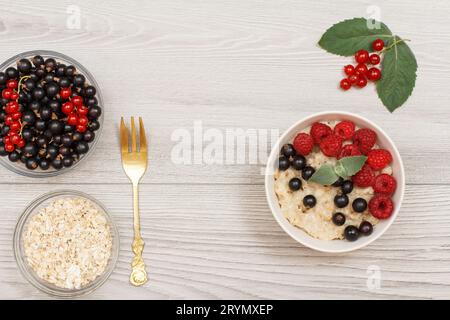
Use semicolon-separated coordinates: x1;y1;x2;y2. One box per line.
1;184;450;300
0;0;449;299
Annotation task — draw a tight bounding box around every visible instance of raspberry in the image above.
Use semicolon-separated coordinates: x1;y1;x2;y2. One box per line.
373;174;397;195
352;128;377;155
352;164;375;188
369;195;394;219
337;144;361;159
293;133;314;156
310;122;332;144
334;121;355;140
319;134;343;157
367;149;392;170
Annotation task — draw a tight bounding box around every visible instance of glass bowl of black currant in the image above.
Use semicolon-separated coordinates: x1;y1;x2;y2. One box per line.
0;50;103;177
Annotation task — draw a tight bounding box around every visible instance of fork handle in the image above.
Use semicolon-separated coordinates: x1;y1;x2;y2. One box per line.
130;182;148;286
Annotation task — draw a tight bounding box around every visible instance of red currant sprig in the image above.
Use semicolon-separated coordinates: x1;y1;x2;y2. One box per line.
339;38;383;91
1;77;30;152
59;90;89;133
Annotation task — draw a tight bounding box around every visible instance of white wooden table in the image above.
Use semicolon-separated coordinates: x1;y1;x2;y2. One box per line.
1;0;449;300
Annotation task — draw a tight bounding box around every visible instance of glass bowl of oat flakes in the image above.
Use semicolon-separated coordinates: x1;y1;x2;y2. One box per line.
13;190;119;297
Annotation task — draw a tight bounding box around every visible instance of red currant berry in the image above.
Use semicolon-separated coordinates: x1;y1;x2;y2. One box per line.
367;67;382;81
11;112;22;120
343;65;355;76
5;115;13;125
77;115;88;126
369;53;380;65
356;76;368;88
2;88;13;100
4;143;14;152
348;74;359;85
16;138;25;148
77;105;89;116
10;121;21;131
67;113;78;126
61;101;74;115
355;49;369;63
72;95;83;107
10;92;19;100
10;134;20;145
3;136;11;144
340;79;351;90
355;63;368;75
372;39;384;51
7;102;19;114
76;124;87;133
60;87;72;100
6;79;18;89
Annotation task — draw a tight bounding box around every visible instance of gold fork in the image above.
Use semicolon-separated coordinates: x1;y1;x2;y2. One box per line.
120;116;148;286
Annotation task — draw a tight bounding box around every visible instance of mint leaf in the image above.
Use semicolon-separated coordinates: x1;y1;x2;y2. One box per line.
318;18;392;56
376;36;417;112
338;156;367;176
334;162;348;179
309;164;339;185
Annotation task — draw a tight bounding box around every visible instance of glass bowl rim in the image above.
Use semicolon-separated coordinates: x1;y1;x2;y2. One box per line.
13;189;119;298
0;50;104;178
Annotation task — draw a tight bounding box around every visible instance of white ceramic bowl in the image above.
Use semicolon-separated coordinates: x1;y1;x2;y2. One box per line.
265;111;405;253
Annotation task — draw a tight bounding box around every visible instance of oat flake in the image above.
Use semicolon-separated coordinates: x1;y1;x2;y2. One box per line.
23;197;113;289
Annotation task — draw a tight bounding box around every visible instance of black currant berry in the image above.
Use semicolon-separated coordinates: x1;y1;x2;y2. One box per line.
341;180;354;194
44;58;57;71
39;159;50;170
51;158;63;169
46;82;59;97
83;130;95;142
32;55;44;67
5;67;19;79
359;221;373;236
17;58;32;74
88;106;102;119
65;65;76;76
73;74;85;87
23;142;38;157
85;85;96;97
8;151;20;162
25;158;39;170
281;143;296;158
303;195;316;208
334;194;349;208
344;226;359;242
89;120;100;131
332;212;346;226
22;111;36;125
62;156;73;167
291;155;306;170
40;106;52;120
48;120;64;135
352;198;368;213
288;178;302;191
75;141;89;154
32;87;45;100
59;77;71;88
301;166;315;180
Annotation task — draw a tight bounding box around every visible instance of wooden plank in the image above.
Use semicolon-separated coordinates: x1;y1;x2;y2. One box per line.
0;184;449;299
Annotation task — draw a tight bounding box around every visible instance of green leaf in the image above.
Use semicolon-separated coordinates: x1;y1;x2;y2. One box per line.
376;36;417;112
337;156;367;176
318;17;392;56
334;162;348;179
309;164;339;185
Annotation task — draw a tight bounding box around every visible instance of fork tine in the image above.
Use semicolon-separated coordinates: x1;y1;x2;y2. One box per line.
139;117;147;153
120;117;129;154
130;117;137;152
